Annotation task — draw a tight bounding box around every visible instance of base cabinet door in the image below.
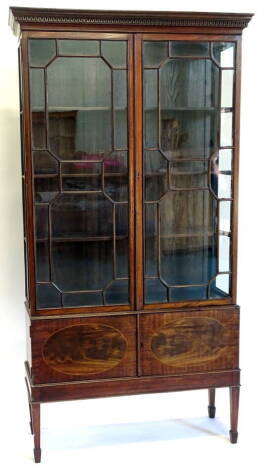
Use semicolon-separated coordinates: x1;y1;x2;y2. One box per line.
30;315;137;384
139;308;239;376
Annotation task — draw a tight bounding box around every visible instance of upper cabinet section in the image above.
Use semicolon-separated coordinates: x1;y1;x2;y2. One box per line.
9;8;253;37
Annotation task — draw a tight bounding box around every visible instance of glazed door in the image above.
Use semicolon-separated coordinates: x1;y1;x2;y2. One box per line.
27;34;134;312
139;35;237;307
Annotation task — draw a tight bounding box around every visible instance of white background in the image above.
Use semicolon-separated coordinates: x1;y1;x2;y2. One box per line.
0;0;263;468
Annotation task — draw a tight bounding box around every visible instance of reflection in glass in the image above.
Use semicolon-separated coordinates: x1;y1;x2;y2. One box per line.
170;41;209;57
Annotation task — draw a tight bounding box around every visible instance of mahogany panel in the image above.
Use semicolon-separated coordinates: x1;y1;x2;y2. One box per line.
139;307;239;376
28;368;240;403
31;315;137;384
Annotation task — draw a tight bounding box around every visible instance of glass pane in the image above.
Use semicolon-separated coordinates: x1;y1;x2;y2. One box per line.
62;162;102;191
170;160;208;189
144;70;158;148
29;39;56;66
35;205;48;239
220;111;233;147
160;59;219;108
105;280;129;305
170;41;209;57
170;286;207;301
113;70;127;149
210;273;230;298
34;177;59;203
33;151;58;175
36;241;50;282
51;194;113;238
221;70;234;108
57;40;99;56
219;201;231;232
219;235;230;272
145;204;158;277
101;41;127;67
218;174;232;199
145;151;168;201
47;57;112;159
36;283;61;309
116;204;128;277
159;191;217;285
219;149;232;171
63;292;102;307
212;42;235;67
159;59;219;159
52;241;112;291
145;279;167;303
143;41;168;67
30;69;46;149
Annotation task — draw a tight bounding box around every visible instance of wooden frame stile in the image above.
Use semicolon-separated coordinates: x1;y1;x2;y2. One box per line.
134;33;144;310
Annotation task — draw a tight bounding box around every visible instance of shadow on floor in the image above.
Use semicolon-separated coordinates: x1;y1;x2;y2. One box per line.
44;416;229;450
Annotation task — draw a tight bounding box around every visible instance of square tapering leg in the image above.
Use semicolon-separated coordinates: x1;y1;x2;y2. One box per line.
229;386;240;443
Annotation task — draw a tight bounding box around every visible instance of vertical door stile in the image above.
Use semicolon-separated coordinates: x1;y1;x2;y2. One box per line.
128;34;136;310
134;34;144;310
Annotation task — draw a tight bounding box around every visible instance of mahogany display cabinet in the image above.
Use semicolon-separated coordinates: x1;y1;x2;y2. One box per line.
9;7;253;462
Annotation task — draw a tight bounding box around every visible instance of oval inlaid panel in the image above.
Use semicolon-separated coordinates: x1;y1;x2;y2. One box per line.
151;317;226;367
43;324;128;375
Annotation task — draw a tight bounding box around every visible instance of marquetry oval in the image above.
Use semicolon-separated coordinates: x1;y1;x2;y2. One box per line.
150;317;226;367
43;324;128;375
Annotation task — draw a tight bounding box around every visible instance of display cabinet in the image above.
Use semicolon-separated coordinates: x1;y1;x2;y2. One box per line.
9;7;253;462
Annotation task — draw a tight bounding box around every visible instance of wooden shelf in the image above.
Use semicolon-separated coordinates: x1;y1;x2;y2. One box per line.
36;235;128;242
